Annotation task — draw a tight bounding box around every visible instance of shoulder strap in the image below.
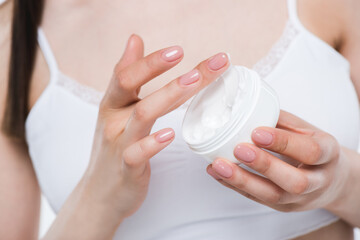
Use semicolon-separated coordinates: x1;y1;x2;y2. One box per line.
287;0;307;32
37;28;59;82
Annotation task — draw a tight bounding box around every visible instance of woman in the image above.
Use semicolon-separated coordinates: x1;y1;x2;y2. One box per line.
0;0;359;239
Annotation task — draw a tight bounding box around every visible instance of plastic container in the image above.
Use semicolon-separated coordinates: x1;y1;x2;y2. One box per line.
182;64;280;164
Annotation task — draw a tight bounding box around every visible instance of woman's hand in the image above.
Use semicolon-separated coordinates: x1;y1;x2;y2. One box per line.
206;110;351;213
57;35;230;238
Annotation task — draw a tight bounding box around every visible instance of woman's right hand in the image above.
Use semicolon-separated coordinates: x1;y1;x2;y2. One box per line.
55;34;230;238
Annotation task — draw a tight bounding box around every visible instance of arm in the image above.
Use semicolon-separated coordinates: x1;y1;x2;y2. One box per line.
339;0;360;98
42;40;230;239
328;147;360;227
0;132;41;240
328;0;360;226
0;2;41;239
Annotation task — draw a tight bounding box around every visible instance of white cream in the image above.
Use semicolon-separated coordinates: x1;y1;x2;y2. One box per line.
184;65;252;144
182;64;280;164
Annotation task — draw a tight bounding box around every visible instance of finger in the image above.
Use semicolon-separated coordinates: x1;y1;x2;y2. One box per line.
207;163;301;212
276;110;319;132
117;34;144;71
124;52;230;141
208;159;290;205
208;166;266;203
233;143;323;194
251;127;338;165
102;44;184;109
122;128;175;177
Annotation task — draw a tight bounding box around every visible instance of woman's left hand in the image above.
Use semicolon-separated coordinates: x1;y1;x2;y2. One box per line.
206;110;350;212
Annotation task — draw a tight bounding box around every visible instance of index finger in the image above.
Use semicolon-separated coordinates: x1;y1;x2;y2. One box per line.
251;127;338;165
101;45;184;110
276;110;320;132
123;52;230;142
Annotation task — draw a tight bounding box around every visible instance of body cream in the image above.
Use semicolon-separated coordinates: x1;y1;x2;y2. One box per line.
182;64;280;164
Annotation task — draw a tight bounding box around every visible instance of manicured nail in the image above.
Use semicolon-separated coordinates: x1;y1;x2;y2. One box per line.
234;144;256;163
212;159;233;178
179;69;200;86
208;53;228;71
161;46;183;62
207;166;221;180
155;128;175;143
252;129;273;145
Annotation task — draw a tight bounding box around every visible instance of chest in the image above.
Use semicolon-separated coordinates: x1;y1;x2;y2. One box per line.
40;0;288;97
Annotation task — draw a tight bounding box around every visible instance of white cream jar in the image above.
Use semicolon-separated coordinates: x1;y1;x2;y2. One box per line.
182;64;280;164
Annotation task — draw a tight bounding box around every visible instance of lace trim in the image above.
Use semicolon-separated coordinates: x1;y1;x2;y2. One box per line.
57;73;104;105
252;20;299;79
55;20;299;106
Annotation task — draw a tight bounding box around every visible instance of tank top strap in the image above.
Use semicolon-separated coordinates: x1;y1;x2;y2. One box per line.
37;28;59;83
286;0;307;33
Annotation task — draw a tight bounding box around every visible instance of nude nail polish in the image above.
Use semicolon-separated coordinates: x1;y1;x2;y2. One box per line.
212;159;233;178
161;46;183;62
208;53;228;71
179;69;200;86
252;129;273;145
155;128;175;143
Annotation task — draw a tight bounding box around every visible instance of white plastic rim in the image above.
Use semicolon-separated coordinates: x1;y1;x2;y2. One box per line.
182;66;280;164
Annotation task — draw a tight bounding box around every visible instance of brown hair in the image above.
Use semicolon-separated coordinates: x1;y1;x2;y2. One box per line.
1;0;45;142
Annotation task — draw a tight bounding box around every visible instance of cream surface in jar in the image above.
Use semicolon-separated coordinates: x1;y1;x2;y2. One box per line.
182;64;280;164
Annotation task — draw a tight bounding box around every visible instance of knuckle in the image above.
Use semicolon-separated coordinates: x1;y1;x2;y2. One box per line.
145;56;158;71
101;121;119;143
291;174;309;195
122;147;142;168
278;204;296;213
233;171;248;189
277;192;290;205
307;140;322;164
257;153;271;175
138;140;151;158
266;190;282;205
133;102;151;122
117;71;134;91
122;148;134;166
275;134;290;153
168;80;181;95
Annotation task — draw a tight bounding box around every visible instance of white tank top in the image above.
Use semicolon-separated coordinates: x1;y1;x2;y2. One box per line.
26;0;360;239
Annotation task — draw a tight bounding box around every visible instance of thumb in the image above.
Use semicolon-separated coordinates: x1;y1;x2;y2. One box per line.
101;34;144;110
116;34;144;71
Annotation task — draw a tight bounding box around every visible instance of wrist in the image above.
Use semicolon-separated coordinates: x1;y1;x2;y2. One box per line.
79;173;126;229
324;148;355;214
44;175;124;240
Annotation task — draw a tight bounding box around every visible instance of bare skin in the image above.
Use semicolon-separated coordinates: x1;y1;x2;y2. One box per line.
0;0;359;239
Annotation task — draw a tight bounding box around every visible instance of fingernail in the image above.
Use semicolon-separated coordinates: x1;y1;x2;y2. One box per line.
155;128;175;143
207;166;221;180
234;144;256;163
179;69;200;86
161;46;183;62
208;53;228;71
212;159;233;178
252;129;273;145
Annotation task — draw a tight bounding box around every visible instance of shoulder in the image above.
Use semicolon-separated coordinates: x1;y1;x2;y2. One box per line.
299;0;360;86
299;0;360;99
0;0;12;36
0;0;12;110
297;0;353;49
